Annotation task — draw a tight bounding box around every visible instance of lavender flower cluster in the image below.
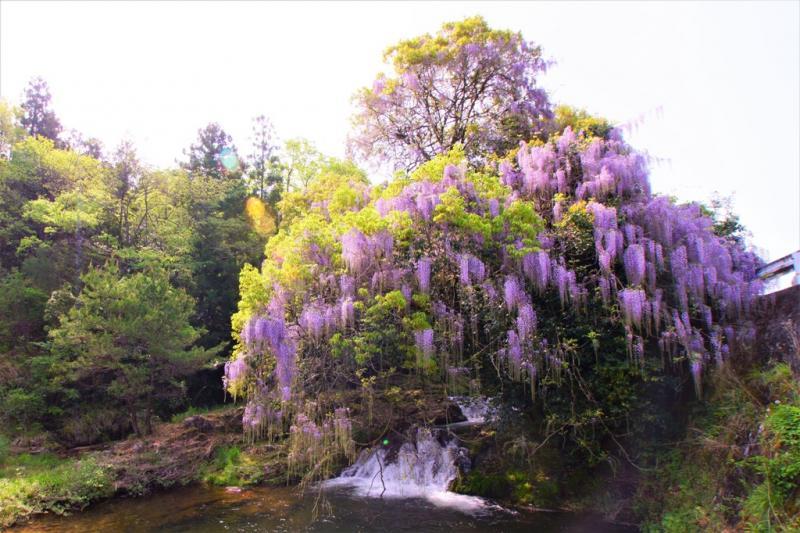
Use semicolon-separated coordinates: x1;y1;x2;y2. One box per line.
230;121;763;431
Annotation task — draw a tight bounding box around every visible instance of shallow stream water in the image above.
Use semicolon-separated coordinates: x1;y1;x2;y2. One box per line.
18;400;636;532
16;484;636;532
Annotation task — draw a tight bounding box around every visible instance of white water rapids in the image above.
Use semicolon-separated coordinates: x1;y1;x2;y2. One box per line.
324;397;497;514
445;395;497;427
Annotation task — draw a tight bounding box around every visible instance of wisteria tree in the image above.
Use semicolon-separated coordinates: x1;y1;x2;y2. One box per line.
348;16;551;170
224;16;765;486
228;119;762;469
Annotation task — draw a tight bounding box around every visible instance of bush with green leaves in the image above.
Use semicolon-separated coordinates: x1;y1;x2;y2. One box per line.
637;363;800;532
0;454;113;528
49;263;212;437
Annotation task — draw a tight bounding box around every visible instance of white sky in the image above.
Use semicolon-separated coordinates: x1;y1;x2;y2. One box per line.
1;1;798;262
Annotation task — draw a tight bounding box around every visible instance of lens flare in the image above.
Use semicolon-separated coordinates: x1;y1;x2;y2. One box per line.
219;147;239;171
245;196;275;237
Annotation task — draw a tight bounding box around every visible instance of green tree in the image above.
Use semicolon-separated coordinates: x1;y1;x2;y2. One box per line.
349;16;551;169
187;178;264;350
247;115;281;204
49;264;210;436
0;136;113;283
0;99;25;158
66;129;105;160
0;272;48;351
182;122;242;180
282;138;325;192
553;105;613;140
110;140;140;247
19;77;63;146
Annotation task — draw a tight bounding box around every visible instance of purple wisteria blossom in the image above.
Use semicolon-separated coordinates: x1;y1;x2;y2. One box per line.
623;244;646;286
415;328;435;364
416;257;431;294
503;275;524;311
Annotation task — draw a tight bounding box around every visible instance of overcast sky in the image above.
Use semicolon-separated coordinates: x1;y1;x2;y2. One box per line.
1;1;798;262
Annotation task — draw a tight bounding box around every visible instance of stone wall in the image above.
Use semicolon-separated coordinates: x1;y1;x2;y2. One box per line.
756;284;800;372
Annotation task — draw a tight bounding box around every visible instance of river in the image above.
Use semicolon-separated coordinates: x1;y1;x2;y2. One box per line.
16;401;637;532
15;484;636;532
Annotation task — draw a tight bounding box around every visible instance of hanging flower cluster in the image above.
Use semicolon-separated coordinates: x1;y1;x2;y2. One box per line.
287;406;356;481
229;121;762;438
498;128;761;392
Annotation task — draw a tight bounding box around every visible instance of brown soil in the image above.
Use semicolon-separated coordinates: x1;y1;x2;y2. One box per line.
92;407;245;495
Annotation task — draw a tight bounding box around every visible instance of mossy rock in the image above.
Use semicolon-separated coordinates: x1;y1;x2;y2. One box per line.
454;469;559;507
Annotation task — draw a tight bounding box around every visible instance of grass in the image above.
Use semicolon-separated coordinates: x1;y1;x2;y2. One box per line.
0;404;245;527
170;403;231;423
636;362;800;532
201;445;265;487
0;452;114;528
0;434;8;464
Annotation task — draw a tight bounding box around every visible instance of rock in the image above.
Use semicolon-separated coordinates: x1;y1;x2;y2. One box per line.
219;407;246;432
455;446;472;473
183;415;214;433
433;402;467;425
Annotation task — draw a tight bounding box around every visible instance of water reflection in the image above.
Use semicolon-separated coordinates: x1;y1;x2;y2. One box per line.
16;485;637;532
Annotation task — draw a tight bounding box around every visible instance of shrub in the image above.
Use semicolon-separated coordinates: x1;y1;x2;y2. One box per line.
202;446;264;487
0;455;113;528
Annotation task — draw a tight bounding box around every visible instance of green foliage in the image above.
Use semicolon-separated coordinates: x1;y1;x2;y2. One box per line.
0;99;25;155
434;186;493;239
201;445;264;487
1;388;48;430
384;16;515;67
233;157;368;333
455;469;558;506
554;105;614;140
24;191;105;233
498;199;545;255
740;404;800;531
277;156;367;229
0;272;48;350
0;435;9;464
0;136;246;389
187;178;264;350
406;145;467;183
281;137;326;192
638;363;800;532
705;195;748;245
182;123;242;181
49;263;211;436
0;455;113;528
353;292;411;367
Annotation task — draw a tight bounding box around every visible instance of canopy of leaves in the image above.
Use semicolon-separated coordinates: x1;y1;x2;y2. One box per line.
231;118;762;462
0;112;266;442
19;77;63;145
182;122;242;180
348;16;551;170
49;264;209;436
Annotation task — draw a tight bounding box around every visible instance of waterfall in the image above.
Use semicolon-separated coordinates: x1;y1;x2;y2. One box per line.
324;427;489;513
447;396;496;426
